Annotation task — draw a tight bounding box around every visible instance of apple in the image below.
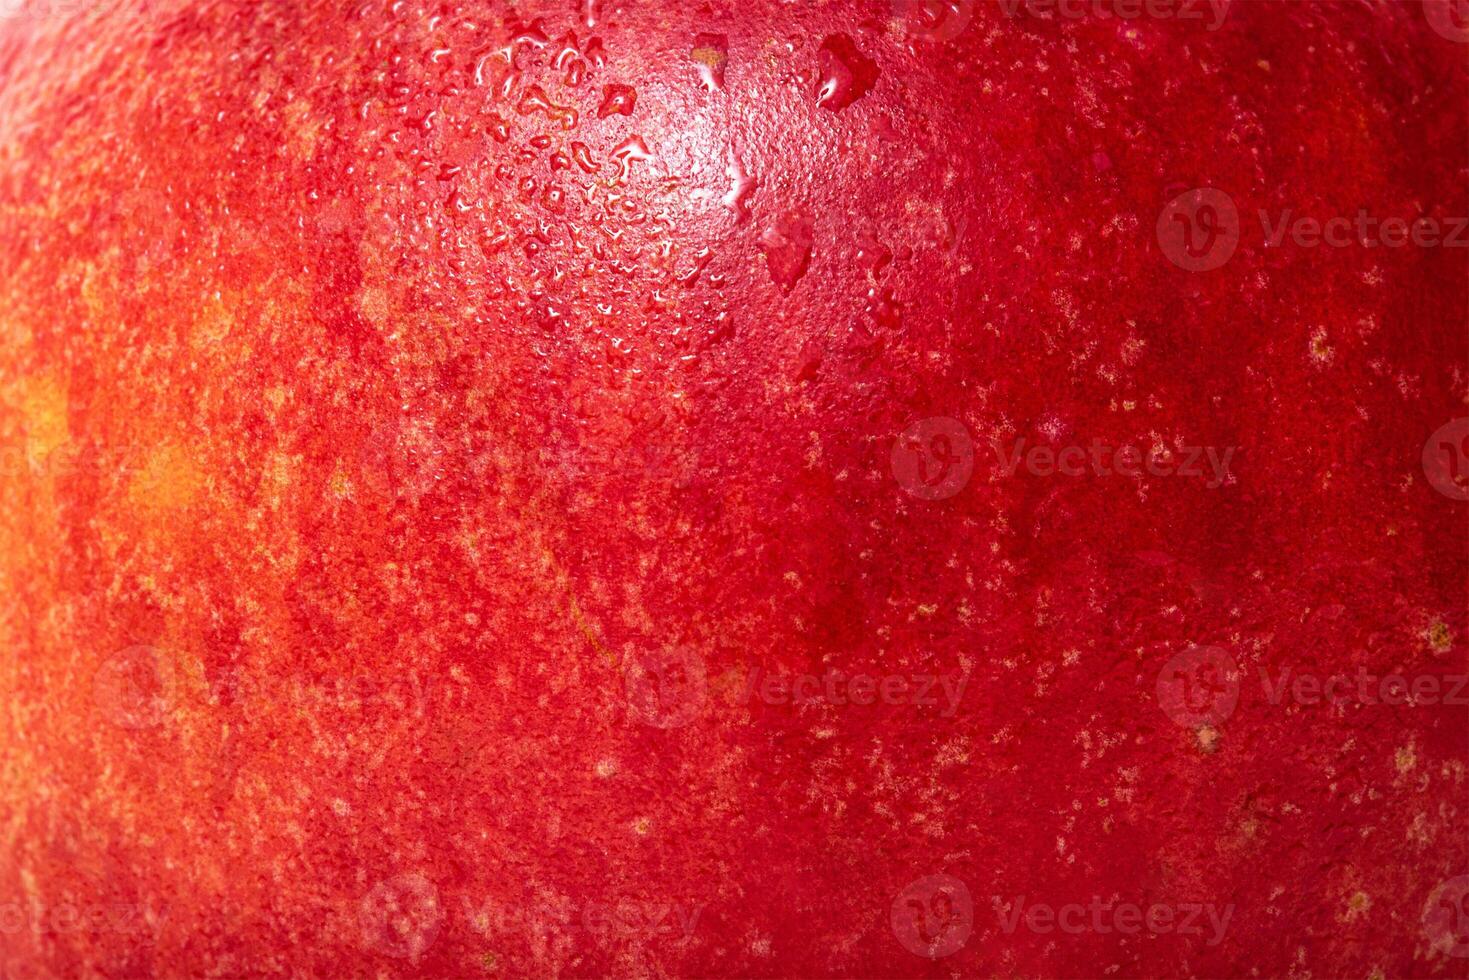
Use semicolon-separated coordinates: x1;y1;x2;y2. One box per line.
0;0;1464;976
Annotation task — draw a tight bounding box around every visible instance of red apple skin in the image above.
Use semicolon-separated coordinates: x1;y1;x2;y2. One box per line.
0;0;1465;976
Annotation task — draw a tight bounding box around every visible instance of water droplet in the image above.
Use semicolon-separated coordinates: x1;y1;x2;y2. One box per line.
554;31;580;70
511;20;549;49
675;247;714;287
691;33;728;92
609;135;652;184
856;225;892;275
760;212;813;293
723;149;755;224
701;311;734;350
579;0;600;30
516;84;578;129
571;141;600;173
583;37;607;69
816;34;878;112
597;84;637;119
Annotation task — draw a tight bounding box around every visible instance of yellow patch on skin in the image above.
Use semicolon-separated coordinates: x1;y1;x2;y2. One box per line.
358;286;390;328
1309;327;1334;365
327;463;353;500
19;375;68;463
1424;619;1453;655
79;256;116;322
192;291;235;348
1196;724;1221;753
1341;890;1371;922
129;441;205;514
1395;744;1417;775
260;451;302;512
282;99;322;160
691;46;726;70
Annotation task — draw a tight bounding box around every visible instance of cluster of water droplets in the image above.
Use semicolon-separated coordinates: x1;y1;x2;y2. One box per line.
346;5;887;375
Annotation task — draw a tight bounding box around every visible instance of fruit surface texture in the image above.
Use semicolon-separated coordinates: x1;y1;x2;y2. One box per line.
0;0;1466;976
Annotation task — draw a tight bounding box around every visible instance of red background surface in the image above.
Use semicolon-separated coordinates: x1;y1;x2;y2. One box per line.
0;0;1466;976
